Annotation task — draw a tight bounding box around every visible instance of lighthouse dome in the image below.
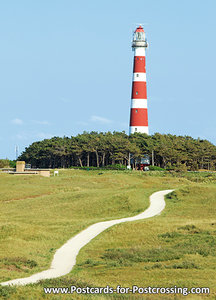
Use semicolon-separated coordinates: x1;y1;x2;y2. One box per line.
135;25;144;33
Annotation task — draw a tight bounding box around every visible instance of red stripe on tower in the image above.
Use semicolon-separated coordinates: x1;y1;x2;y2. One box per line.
130;108;148;126
131;82;147;99
133;56;146;73
129;25;149;135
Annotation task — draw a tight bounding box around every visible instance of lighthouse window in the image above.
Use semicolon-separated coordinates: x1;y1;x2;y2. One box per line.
135;128;137;132
136;74;139;77
136;91;138;95
136;109;138;113
137;58;139;60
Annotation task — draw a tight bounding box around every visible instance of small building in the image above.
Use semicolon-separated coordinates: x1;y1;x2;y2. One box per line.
130;154;150;171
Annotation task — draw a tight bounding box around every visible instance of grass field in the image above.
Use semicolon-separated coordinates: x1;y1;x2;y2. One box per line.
0;169;215;299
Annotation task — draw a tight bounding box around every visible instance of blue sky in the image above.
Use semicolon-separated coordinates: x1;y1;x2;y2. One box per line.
1;0;216;159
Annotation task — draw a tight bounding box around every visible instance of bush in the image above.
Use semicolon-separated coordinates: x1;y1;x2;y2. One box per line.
105;164;126;170
0;286;16;298
9;160;16;168
0;159;10;168
71;164;127;171
149;166;165;171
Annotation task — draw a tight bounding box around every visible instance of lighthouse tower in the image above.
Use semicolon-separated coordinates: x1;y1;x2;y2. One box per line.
129;25;148;135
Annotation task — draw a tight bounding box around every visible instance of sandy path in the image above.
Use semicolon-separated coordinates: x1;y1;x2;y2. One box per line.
1;189;173;286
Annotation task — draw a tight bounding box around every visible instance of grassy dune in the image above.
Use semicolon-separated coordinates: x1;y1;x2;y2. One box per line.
0;170;215;299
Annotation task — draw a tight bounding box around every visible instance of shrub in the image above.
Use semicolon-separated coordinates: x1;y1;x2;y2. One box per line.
9;160;16;168
0;159;10;168
149;166;165;171
0;286;16;298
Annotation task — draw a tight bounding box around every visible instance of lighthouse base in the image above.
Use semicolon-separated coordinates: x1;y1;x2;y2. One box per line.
129;126;149;135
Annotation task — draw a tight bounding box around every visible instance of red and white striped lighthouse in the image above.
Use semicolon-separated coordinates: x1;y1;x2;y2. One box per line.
129;25;149;135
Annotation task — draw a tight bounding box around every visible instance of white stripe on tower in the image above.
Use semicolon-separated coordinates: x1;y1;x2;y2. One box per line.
134;47;146;56
129;25;149;135
130;126;148;134
131;99;147;108
133;73;146;82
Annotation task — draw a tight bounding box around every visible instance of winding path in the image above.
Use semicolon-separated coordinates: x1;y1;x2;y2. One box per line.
1;189;173;286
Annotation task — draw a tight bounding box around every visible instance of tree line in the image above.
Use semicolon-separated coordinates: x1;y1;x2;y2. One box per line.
17;132;216;171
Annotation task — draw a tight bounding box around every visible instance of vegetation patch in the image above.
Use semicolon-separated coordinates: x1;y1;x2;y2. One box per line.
166;261;201;269
0;257;38;272
78;259;104;268
158;226;216;257
143;261;201;270
101;247;182;265
38;276;95;289
0;286;17;299
84;224;216;272
166;190;181;202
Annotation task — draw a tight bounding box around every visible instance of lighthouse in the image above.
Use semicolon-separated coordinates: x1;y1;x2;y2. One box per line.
129;25;149;135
